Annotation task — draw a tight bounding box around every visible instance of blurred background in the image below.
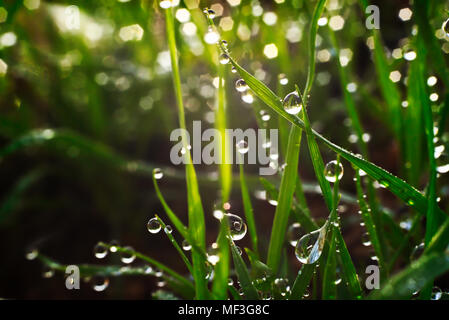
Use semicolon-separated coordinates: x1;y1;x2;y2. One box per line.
0;0;448;299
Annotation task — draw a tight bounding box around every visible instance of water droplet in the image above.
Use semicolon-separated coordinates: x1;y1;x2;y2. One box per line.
224;213;247;241
235;79;248;92
42;266;54;278
228;278;234;286
274;278;290;296
241;91;254;104
278;73;289;86
120;246;136;264
295;223;327;264
287;222;306;247
362;233;371;247
442;18;449;37
25;248;38;260
410;243;425;261
164;225;173;234
204;27;219;44
260;110;271;121
334;278;342;285
282;91;303;115
94;242;108;259
153;168;163;180
324;160;344;183
147;217;162;234
231;66;237;73
203;8;216;19
207;243;220;265
182;239;191;251
431;286;442;300
235;246;242;255
92;275;109;292
213;209;224;220
159;0;172;9
359;169;367;177
219;53;230;65
109;240;119;253
221;40;228;47
236;140;249;154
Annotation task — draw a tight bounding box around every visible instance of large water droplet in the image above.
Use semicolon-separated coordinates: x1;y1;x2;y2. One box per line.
235;79;248;92
295;223;327;264
287;222;306;247
153;168;163;180
147;217;161;234
324;160;344;183
224;213;247;241
282;91;302;115
120;246;136;264
94;242;108;259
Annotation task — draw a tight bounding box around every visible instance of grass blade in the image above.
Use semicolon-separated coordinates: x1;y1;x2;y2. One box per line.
230;241;259;299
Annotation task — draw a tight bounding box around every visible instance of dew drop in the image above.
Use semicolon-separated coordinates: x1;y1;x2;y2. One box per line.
182;239;191;251
260;110;271;121
295;223;327;264
241;91;254;104
213;209;224;220
219;53;230;65
278;73;289;85
207;243;220;265
153;168;163;180
224;213;247;241
147;217;162;234
42;266;54;278
235;79;248;92
204;27;219;44
431;286;442;300
362;233;371;247
120;246;136;264
109;240;119;253
92;275;109;292
236;140;249;154
164;225;173;234
282;91;303;115
287;222;306;247
274;278;290;296
25;248;38;260
231;66;237;73
203;8;216;19
94;242;108;259
324;160;344;183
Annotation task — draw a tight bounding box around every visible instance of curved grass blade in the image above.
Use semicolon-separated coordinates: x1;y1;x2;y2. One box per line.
230;241;259;300
370;252;449;300
164;6;207;299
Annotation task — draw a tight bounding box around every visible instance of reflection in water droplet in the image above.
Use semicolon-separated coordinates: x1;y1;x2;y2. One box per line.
224;213;247;241
147;217;162;234
324;160;344;183
282;91;302;115
219;53;230;65
295;222;327;264
164;225;173;234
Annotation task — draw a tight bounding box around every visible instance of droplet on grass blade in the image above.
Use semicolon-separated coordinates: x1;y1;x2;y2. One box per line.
182;239;191;251
282;91;302;115
235;79;248;92
295;222;327;264
153;168;163;180
224;213;247;241
147;217;161;234
219;53;230;64
324;160;344;183
120;246;136;264
92;275;109;292
94;242;108;259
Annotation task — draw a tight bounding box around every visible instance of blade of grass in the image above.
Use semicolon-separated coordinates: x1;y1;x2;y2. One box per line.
230;241;259;300
211;217;230;300
164;6;207;299
266;0;327;275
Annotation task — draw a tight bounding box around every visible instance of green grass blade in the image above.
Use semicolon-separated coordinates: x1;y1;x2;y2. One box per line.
164;6;207;299
290;264;315;300
211;220;230;300
230;241;259;299
239;161;259;256
370;252;449;300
